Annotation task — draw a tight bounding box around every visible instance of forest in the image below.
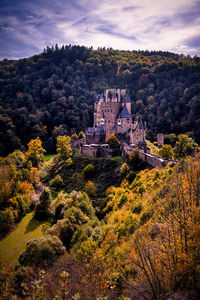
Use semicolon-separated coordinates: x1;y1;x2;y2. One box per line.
0;45;200;156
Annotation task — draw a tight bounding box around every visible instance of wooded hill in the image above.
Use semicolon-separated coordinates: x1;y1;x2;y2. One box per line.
0;45;200;156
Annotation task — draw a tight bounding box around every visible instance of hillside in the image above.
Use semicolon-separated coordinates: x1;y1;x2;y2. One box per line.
1;150;199;299
41;154;124;197
0;45;200;156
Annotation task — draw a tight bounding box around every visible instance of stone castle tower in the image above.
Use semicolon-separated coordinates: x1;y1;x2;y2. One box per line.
130;116;146;145
94;89;132;138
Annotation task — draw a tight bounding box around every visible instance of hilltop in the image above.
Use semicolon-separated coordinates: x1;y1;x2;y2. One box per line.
0;45;200;156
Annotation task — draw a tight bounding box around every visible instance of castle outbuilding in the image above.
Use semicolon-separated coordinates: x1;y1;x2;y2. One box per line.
130;116;146;145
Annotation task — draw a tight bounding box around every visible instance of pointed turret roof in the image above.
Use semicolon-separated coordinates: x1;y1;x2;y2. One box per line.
139;119;144;130
118;105;131;119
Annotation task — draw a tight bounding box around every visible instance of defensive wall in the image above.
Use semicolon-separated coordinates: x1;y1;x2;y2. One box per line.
122;144;176;169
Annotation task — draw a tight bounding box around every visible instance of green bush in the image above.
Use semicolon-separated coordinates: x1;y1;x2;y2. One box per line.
83;164;95;178
18;235;65;266
49;175;63;189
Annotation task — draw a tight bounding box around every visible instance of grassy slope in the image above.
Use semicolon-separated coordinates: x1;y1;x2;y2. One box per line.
41;154;124;197
0;213;45;266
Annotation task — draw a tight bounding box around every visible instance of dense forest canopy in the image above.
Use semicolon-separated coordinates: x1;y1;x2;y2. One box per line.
0;44;200;156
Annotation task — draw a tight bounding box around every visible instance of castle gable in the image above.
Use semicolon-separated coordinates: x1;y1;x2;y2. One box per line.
118;105;131;119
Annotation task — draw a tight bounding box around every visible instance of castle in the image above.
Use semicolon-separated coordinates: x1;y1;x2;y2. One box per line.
85;89;146;145
80;89;175;169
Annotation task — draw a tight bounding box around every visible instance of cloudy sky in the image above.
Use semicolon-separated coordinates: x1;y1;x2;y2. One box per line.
0;0;200;59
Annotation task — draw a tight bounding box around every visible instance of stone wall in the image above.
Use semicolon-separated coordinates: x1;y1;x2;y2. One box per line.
85;134;105;145
80;145;121;158
121;144;176;169
117;117;132;134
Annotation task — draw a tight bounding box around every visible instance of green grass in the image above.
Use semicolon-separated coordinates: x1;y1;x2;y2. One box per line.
109;156;124;162
0;213;46;266
44;154;56;161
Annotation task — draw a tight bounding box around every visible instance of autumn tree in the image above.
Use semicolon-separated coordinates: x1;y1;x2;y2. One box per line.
56;136;72;160
29;167;40;188
105;134;121;148
173;134;198;159
159;144;174;159
26;137;46;167
84;181;97;197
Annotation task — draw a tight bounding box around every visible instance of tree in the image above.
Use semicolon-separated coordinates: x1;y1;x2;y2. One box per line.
71;133;79;140
174;134;199;159
56;136;72;160
78;131;85;139
25;138;45;167
159;145;174;159
129;148;143;170
84;181;97;197
35;188;52;220
106;134;121;148
29;167;40;188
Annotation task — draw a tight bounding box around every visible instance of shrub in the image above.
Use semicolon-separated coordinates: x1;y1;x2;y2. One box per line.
18;235;65;266
49;175;63;189
83;164;95;178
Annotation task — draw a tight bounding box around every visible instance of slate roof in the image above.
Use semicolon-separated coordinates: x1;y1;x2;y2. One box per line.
139;119;144;130
85;124;105;136
132;117;145;131
118;105;131;119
